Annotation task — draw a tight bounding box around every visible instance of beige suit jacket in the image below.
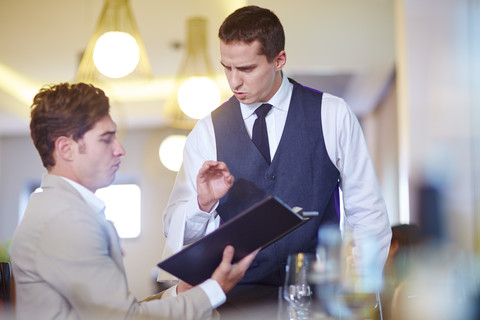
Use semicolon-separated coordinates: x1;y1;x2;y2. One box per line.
11;174;213;320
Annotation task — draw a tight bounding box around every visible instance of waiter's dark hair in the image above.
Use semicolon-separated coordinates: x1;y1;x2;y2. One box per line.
218;5;285;62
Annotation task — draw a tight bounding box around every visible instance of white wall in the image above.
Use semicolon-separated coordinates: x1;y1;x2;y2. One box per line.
0;135;45;243
396;0;478;250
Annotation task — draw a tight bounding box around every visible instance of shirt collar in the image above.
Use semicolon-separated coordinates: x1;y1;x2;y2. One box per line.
240;74;293;120
61;177;106;215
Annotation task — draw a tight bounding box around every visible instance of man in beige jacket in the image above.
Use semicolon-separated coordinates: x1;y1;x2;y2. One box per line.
11;82;257;320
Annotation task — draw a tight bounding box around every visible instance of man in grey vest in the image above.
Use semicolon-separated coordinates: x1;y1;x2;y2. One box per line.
163;4;391;312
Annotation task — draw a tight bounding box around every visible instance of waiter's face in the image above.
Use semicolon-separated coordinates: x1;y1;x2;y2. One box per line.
220;39;286;104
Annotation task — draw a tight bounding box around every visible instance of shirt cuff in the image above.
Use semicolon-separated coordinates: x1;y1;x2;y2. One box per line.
198;279;226;308
185;197;213;223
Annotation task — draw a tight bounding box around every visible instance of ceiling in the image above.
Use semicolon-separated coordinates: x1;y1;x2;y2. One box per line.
0;0;395;136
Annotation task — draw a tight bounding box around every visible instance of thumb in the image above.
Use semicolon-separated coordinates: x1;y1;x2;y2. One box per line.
221;245;235;264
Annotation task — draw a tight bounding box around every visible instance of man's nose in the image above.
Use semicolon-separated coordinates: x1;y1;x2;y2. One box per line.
114;139;126;157
230;70;242;89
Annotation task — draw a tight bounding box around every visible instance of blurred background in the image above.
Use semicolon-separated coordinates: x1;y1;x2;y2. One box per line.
0;0;478;302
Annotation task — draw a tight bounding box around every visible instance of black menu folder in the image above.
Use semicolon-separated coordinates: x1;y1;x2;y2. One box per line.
157;195;317;286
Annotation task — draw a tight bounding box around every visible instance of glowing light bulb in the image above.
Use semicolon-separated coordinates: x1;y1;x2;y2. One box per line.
159;135;187;172
177;76;220;119
93;31;140;78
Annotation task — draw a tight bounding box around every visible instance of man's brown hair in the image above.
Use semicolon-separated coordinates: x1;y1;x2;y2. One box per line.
30;82;110;168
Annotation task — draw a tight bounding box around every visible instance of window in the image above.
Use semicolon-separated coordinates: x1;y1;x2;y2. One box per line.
19;181;142;239
18;181;41;224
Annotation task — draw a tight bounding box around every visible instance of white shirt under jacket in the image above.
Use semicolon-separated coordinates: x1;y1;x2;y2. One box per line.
161;74;392;281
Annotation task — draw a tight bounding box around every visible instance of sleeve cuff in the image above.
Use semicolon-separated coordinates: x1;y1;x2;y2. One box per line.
198;279;226;308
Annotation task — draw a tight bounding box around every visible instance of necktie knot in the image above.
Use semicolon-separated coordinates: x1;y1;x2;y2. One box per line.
252;103;272;164
255;103;272;119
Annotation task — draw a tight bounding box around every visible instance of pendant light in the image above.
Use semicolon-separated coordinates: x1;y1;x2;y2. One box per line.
162;17;221;130
77;0;152;83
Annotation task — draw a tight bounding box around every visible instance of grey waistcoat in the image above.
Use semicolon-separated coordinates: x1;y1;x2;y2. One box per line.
211;79;340;286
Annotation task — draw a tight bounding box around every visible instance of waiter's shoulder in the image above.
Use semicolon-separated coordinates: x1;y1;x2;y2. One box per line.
322;92;347;105
318;92;351;119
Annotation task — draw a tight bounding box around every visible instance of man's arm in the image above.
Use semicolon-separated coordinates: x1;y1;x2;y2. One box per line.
39;209;257;320
322;94;392;271
37;208;217;320
163;117;223;245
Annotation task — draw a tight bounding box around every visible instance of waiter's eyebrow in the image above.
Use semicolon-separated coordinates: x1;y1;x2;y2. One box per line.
220;61;256;70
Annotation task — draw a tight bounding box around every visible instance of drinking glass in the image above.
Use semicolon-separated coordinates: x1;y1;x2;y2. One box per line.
311;225;344;318
312;225;382;319
283;253;314;320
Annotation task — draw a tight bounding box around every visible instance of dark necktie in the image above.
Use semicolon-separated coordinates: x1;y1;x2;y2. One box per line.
252;103;272;164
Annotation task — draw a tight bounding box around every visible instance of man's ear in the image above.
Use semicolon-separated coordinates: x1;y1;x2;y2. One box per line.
54;136;75;162
274;50;287;71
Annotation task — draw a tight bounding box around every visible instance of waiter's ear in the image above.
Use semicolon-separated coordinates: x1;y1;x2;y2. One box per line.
274;50;286;71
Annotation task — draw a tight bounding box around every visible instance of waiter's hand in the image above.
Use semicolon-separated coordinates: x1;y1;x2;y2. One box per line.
197;161;234;212
211;245;259;294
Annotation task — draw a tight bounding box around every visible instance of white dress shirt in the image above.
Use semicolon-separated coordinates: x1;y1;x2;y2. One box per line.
161;75;391;280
